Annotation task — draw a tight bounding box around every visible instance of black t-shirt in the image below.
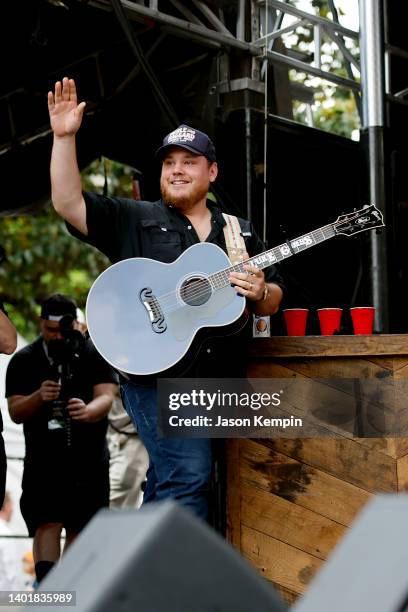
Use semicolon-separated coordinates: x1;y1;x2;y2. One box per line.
67;193;285;377
5;336;118;467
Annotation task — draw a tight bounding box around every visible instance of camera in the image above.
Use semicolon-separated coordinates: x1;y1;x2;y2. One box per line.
47;314;85;365
47;314;86;444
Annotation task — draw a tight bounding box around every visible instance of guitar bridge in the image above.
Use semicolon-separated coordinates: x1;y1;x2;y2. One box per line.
140;288;167;333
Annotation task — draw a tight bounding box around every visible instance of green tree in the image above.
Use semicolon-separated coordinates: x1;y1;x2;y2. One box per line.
288;0;360;138
0;157;135;340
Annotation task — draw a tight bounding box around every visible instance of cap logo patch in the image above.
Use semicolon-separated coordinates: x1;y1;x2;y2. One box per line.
167;126;196;144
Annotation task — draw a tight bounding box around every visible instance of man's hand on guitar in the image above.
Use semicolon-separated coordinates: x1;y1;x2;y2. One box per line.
229;252;266;302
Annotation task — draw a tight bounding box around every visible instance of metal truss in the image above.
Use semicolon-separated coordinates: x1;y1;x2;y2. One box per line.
1;0;363;156
385;45;408;108
0;48;118;156
256;0;360;91
88;0;361;94
382;0;408;108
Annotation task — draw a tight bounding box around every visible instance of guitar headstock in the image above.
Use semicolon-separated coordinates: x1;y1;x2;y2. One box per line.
334;204;385;237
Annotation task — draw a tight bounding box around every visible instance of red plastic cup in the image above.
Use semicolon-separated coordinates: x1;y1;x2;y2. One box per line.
283;309;309;336
350;307;375;335
317;308;343;336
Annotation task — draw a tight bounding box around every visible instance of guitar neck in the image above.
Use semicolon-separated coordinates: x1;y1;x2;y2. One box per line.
210;223;336;289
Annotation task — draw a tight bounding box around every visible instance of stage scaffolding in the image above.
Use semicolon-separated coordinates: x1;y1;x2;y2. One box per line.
3;1;406;328
84;0;396;329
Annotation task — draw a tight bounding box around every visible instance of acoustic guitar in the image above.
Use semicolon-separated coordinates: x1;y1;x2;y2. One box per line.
86;204;384;376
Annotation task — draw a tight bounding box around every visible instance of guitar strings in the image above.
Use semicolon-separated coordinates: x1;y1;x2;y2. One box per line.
157;222;332;308
156;214;372;311
154;212;376;312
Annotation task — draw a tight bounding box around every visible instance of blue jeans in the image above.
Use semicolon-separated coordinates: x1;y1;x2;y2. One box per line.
120;381;212;520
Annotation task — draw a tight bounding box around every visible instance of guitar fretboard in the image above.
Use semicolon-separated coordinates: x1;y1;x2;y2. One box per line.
209;223;336;290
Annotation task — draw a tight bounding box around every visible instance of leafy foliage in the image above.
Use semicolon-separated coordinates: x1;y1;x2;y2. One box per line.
0;157;136;340
288;0;360;138
0;204;108;340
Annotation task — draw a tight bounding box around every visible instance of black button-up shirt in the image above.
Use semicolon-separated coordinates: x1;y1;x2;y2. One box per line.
67;193;285;378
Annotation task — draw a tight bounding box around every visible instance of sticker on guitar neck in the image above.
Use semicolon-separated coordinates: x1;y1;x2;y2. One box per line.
279;244;291;257
291;235;314;249
252;252;277;266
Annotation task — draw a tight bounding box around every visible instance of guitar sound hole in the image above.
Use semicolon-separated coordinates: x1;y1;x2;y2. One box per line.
180;276;212;306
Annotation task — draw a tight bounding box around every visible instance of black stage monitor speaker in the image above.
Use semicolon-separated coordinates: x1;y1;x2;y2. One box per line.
25;501;287;612
293;495;408;612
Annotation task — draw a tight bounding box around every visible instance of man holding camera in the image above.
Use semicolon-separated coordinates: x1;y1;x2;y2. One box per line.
5;294;118;584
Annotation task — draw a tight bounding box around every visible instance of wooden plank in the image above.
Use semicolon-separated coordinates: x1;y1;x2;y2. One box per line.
226;439;241;550
393;438;408;459
240;481;346;559
272;584;299;605
247;362;402;459
355;438;400;459
257;438;397;493
397;454;408;491
240;440;372;525
265;357;391;379
366;356;408;373
394;362;408;378
249;335;408;359
241;525;323;595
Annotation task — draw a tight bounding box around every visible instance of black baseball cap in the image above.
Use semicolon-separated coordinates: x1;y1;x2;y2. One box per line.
155;124;216;162
40;294;77;321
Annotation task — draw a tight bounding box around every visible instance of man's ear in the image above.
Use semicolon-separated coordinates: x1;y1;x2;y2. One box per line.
209;162;218;183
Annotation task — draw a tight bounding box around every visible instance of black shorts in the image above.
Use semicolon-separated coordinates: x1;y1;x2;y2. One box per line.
20;460;110;537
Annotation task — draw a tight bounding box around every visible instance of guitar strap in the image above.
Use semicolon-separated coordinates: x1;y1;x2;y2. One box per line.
222;213;246;265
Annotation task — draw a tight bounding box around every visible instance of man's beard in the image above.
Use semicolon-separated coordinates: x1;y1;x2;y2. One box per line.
160;180;209;212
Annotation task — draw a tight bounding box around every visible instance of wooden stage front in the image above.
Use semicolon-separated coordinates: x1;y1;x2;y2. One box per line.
226;334;408;604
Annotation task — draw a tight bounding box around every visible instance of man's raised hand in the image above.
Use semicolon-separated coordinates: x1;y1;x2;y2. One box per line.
48;77;86;137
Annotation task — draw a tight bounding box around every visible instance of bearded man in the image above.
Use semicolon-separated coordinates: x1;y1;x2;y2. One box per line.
47;77;284;520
